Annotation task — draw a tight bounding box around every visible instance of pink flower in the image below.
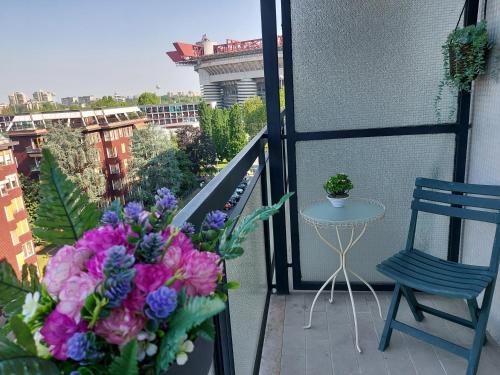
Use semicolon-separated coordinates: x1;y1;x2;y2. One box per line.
124;264;173;311
56;272;98;322
76;224;134;278
40;310;87;360
94;307;145;346
182;251;221;296
162;228;195;272
42;245;92;297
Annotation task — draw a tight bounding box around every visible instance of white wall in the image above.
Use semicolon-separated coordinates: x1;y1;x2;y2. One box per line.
462;0;500;341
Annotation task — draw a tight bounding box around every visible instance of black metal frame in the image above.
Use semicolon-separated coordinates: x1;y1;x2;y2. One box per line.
172;128;275;375
274;0;480;291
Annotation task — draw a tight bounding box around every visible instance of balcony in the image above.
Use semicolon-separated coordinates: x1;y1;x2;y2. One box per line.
171;1;500;374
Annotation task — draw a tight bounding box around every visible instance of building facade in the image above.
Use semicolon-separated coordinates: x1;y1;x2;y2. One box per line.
61;96;79;106
0;135;36;276
32;90;54;103
140;103;199;133
167;35;283;107
0;107;148;200
8;92;28;106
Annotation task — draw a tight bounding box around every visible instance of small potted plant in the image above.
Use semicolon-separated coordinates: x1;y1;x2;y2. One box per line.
324;174;353;208
435;20;495;120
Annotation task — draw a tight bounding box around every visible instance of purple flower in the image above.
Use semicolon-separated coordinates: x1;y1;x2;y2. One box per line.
155;188;178;213
102;246;136;308
124;202;144;223
67;332;102;364
202;210;227;230
145;286;177;320
181;222;196;236
136;233;166;263
101;210;120;227
103;246;135;277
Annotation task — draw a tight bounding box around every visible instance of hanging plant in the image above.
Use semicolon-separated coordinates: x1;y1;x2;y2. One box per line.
435;20;495;121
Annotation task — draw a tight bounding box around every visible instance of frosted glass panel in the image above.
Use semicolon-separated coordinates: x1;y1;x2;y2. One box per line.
226;179;267;375
295;134;454;282
291;0;462;131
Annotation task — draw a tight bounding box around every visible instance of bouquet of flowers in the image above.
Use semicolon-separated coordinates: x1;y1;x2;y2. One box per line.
0;188;290;375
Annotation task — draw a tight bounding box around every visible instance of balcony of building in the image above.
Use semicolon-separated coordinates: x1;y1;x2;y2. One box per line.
170;0;500;374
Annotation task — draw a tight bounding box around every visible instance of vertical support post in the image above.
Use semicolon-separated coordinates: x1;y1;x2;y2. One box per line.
259;139;273;290
260;0;289;294
448;0;479;262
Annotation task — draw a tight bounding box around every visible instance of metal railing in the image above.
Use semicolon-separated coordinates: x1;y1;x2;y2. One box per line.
172;127;274;375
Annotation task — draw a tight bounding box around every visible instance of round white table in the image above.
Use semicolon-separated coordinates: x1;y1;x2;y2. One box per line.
300;197;385;353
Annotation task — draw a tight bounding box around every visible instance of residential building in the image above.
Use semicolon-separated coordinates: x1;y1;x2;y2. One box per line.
167;35;283;107
0;135;35;276
113;94;127;102
78;95;95;105
8;92;28;106
0;106;148;199
32;90;54;103
140;103;199;133
61;96;79;106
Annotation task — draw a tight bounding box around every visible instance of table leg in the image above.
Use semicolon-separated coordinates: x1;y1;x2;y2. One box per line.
347;268;383;319
343;258;362;353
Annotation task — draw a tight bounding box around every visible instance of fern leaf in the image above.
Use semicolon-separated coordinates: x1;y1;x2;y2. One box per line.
109;339;139;375
156;296;225;373
0;335;59;374
33;149;101;245
0;261;33;318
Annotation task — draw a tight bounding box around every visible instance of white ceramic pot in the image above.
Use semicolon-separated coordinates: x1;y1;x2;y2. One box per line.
327;195;348;208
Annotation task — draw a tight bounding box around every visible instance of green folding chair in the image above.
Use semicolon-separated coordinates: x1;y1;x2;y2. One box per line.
377;177;500;375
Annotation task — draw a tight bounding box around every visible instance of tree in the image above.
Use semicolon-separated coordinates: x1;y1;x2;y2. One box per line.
227;105;248;159
128;126;183;205
19;175;41;244
242;96;267;138
137;92;160;106
43;122;106;204
176;126;217;175
198;102;213;138
210;108;229;160
90;96;130;109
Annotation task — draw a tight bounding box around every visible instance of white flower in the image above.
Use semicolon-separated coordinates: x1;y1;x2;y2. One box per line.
181;339;194;353
33;329;50;358
176;352;188;366
146;343;158;356
22;292;40;322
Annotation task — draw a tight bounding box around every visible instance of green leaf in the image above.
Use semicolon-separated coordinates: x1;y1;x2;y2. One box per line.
0;335;59;374
156;296;225;373
109;339;139;375
0;261;33;318
218;192;293;260
225;281;240;290
191;319;216;341
9;316;36;354
33;148;101;246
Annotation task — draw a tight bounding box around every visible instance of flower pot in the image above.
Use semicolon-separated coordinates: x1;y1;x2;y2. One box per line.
327;194;348;208
165;337;214;375
448;44;486;83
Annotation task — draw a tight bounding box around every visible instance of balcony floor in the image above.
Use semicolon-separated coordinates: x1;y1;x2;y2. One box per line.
260;292;500;375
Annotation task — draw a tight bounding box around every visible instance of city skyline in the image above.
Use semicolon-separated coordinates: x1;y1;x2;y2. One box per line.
1;0;272;102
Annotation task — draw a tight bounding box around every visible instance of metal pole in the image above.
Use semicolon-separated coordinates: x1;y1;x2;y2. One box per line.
260;0;289;294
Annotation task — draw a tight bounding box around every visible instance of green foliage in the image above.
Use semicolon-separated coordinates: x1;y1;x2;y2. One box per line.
175;126;216;175
218;192;293;260
226;105;248;159
198;102;213;138
0;262;39;319
90;96;131;109
9;316;36;354
128;126;183;205
156;296;225;373
43;122;106;203
210;107;229;159
137;92;161;106
109;339;139;375
242;96;267;138
160;94;201;104
0;336;59;375
34;149;101;245
323;174;353;197
19;175;41;245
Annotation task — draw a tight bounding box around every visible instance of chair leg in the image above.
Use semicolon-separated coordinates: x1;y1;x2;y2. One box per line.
379;283;402;351
467;285;494;375
467;298;487;346
401;286;424;322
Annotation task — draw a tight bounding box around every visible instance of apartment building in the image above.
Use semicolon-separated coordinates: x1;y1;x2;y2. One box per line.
0;107;148;199
140;103;199;134
32;90;54;103
0;135;36;276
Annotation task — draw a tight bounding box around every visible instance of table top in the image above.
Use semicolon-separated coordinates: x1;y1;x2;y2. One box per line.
300;197;385;227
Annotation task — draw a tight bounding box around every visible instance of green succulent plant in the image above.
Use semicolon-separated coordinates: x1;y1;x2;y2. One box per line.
323;174;353;197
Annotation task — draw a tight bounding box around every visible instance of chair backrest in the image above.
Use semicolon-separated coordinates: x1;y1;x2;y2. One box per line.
406;178;500;271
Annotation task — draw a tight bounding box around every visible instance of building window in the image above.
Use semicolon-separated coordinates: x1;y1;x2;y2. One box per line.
11;230;19;245
106;147;117;158
112;179;122;191
109;164;121;175
22;241;35;258
123;159;128;169
121;143;126;153
0;182;7;196
5;205;14;221
0;150;13;166
16;218;30;237
6;174;18;190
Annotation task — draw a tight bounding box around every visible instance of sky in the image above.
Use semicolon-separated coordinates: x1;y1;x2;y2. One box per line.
1;0;280;103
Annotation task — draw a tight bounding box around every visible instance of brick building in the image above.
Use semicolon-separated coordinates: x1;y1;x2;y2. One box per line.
0;107;148;200
0;135;36;276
